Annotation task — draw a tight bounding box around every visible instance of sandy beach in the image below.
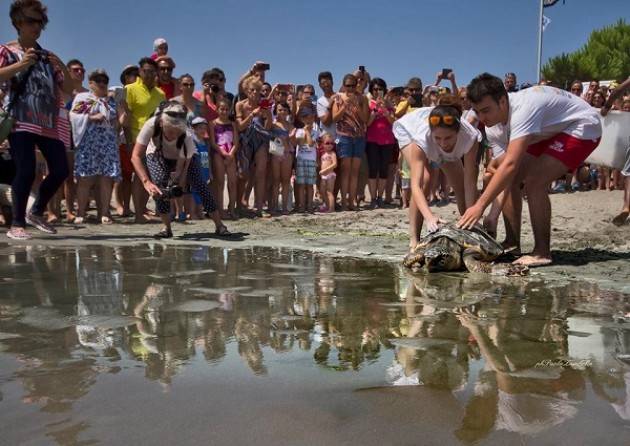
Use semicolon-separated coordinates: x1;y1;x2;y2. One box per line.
4;189;629;293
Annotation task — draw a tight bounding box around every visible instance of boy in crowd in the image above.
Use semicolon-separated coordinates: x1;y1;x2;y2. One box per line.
458;73;602;267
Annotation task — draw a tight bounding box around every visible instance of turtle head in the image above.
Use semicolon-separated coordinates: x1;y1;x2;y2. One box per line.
423;238;461;272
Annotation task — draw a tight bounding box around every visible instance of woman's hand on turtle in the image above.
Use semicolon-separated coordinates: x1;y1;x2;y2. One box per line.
457;204;484;229
426;215;444;233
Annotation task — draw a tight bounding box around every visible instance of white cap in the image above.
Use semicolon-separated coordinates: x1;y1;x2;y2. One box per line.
153;38;167;50
191;117;207;126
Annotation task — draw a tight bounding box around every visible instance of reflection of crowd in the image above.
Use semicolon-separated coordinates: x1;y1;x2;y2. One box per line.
1;244;630;443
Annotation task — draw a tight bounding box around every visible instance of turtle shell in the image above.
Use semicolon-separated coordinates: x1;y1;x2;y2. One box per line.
417;223;503;261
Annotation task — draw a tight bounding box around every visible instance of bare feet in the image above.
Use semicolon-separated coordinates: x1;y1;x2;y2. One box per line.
65;212;76;223
513;254;552;267
47;214;59;225
612;211;629;226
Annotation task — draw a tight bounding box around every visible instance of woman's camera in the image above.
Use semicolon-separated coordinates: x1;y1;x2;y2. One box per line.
160;181;183;199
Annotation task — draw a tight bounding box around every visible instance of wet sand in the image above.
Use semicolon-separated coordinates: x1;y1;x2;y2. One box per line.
4;189;628;292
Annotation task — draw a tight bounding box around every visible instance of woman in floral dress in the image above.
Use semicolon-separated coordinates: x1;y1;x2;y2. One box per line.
70;69;125;224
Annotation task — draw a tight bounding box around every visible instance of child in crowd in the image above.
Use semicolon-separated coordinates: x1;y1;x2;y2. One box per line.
318;133;337;213
188;117;211;220
270;102;296;215
294;104;319;213
209;99;239;219
151;38;168;60
399;155;411;208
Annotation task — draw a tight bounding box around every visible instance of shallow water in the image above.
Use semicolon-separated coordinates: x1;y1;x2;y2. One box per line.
0;243;629;445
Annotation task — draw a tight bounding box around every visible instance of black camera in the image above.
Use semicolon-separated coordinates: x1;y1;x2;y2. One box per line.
34;50;48;62
210;84;220;93
160;181;183;199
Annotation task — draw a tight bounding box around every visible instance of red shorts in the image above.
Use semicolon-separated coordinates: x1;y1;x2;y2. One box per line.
527;133;600;171
119;144;134;181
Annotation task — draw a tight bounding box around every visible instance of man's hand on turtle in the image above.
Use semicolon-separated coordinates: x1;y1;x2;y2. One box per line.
457;204;484;230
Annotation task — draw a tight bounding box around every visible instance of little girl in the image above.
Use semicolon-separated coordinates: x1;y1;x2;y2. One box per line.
318;133;337;212
270;102;296;215
294;104;319;213
209;99;239;219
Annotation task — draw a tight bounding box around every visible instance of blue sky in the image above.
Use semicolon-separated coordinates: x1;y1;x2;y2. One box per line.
1;0;627;90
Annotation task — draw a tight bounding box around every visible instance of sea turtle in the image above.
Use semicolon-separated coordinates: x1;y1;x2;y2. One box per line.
403;223;528;276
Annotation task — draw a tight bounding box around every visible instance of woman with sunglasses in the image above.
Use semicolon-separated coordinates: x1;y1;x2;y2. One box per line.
331;73;369;211
0;0;75;240
69;69;124;225
393;96;481;247
172;74;208;125
131;102;230;238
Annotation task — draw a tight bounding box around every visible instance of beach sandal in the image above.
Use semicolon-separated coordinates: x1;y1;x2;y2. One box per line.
26;212;57;234
101;216;114;225
215;224;231;236
6;227;32;240
153;228;173;239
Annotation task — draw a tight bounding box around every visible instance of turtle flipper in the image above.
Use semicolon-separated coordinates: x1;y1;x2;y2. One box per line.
402;247;426;270
462;248;491;273
490;263;529;276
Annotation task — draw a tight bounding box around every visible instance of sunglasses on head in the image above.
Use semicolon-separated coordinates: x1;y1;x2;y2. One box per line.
429;115;458;126
165;111;187;119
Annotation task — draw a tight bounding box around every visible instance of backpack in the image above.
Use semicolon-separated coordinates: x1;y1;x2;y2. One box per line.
151;101;188;158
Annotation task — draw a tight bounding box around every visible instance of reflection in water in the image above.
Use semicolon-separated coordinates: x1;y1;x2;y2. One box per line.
0;244;629;445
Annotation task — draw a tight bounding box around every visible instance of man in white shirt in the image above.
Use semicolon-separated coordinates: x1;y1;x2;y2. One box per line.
458;73;602;267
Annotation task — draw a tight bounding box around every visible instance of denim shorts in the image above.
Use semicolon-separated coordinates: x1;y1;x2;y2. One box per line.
336;135;366;159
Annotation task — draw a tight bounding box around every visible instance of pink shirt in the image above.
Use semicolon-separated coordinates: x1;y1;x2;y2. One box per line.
366;99;396;145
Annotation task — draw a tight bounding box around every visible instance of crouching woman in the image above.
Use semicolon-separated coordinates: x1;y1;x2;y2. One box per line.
393;96;481;249
131;102;229;238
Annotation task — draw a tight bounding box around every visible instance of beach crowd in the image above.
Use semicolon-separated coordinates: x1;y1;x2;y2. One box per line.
0;0;629;259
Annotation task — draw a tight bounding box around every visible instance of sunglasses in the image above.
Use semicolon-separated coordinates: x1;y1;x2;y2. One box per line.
159;67;173;72
344;84;357;88
165;111;187;119
429;115;458;126
408;87;422;92
181;82;194;87
71;67;85;73
23;16;44;26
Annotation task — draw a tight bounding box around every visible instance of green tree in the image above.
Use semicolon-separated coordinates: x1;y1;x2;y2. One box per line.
542;19;630;87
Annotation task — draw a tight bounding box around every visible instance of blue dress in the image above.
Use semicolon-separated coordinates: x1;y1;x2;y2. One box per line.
72;95;121;180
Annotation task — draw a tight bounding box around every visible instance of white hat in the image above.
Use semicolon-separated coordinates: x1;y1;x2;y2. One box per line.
153;38;167;50
191;117;207;126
